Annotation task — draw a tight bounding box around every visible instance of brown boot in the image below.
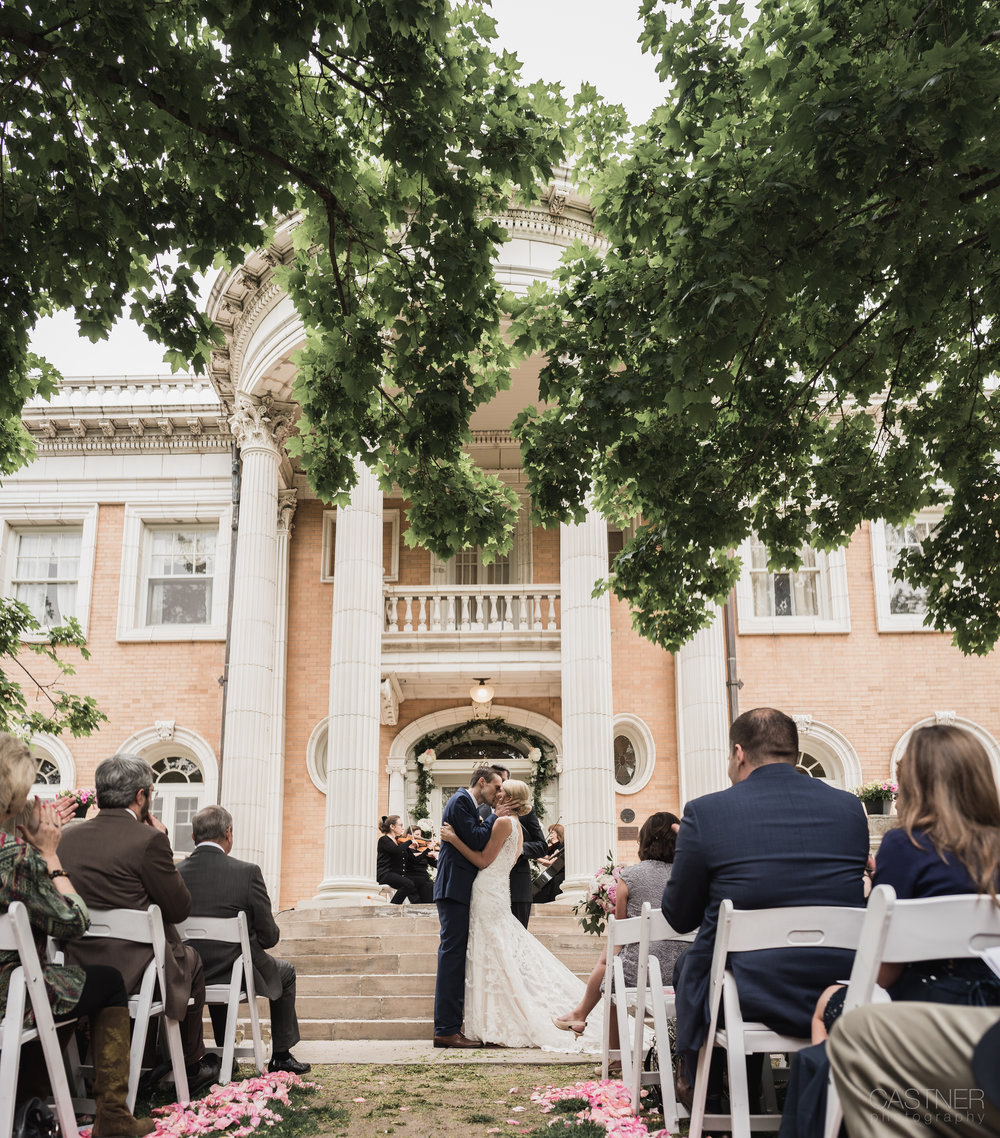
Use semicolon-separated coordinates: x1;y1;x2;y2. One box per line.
90;1007;155;1138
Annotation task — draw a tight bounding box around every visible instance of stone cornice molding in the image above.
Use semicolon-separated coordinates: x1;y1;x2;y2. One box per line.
277;488;298;534
230;393;295;455
25;429;233;456
495;205;607;252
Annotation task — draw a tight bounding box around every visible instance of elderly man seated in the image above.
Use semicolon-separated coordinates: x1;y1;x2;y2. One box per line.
178;805;309;1074
58;753;219;1094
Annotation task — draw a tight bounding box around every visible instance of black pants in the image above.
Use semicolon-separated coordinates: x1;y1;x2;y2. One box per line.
409;873;434;904
380;872;419;904
511;901;531;929
208;958;301;1054
65;963;129;1017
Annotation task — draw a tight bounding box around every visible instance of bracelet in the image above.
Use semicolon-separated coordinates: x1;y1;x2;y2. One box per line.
48;868;68;881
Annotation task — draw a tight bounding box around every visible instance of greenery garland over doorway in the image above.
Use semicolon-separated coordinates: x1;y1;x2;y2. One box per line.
411;717;557;821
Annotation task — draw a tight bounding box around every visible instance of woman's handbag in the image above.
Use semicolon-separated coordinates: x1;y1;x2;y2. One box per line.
12;1098;59;1138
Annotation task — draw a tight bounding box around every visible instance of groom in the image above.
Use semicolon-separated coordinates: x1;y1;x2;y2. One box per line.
432;764;502;1047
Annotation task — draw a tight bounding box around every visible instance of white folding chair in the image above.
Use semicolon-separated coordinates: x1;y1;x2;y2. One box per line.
175;913;265;1084
83;906;190;1109
600;913;644;1090
0;902;79;1138
628;902;692;1130
823;886;1000;1138
689;900;868;1138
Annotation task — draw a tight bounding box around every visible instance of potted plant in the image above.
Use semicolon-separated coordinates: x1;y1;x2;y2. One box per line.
56;787;97;820
852;780;898;816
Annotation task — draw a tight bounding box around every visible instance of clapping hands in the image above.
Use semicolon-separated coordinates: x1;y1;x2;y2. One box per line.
17;797;63;857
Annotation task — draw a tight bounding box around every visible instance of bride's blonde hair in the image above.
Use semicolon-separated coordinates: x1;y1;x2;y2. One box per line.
501;779;532;816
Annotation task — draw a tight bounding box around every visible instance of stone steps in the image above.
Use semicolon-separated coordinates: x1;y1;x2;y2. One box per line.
229;904;599;1041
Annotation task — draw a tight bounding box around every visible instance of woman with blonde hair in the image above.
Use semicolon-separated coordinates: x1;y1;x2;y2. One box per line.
782;726;1000;1138
439;778;601;1050
0;733;153;1136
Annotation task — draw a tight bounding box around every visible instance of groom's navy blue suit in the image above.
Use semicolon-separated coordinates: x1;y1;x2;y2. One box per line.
433;788;494;1036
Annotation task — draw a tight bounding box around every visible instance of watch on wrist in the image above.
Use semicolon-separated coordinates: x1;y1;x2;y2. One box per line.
48;868;68;881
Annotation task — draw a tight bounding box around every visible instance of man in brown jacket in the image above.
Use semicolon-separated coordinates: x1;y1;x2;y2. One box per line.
59;753;219;1094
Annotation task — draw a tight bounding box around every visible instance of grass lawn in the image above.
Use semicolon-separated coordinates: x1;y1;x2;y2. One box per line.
140;1063;673;1138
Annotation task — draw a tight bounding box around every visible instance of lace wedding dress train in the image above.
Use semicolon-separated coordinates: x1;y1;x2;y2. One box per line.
464;817;602;1051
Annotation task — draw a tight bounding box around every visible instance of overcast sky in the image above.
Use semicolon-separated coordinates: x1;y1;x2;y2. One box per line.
29;1;667;377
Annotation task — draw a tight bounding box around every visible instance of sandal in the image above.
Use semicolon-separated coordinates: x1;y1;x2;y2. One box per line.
551;1014;587;1035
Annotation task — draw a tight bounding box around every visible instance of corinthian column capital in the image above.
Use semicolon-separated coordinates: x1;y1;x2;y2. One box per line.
230;394;294;454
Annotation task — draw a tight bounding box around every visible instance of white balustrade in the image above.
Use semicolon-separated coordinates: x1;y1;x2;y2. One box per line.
383;585;561;635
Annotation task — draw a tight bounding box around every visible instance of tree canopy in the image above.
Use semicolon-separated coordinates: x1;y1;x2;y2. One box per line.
2;0;569;733
3;0;566;551
511;0;1000;655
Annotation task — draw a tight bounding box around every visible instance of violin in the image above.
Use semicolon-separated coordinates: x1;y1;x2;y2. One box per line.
395;834;437;852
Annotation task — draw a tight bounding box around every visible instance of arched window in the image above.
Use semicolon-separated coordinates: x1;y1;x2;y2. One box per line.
29;735;75;800
791;716;862;788
796;752;828;779
150;755;205;855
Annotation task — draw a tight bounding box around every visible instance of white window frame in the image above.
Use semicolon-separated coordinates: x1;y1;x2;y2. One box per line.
29;733;77;799
117;503;231;641
792;715;862;789
612;713;656;795
735;536;850;635
321;508;399;583
0;506;99;641
870;513;943;633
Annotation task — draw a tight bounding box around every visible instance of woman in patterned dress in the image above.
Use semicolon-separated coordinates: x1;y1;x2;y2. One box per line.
0;733;154;1137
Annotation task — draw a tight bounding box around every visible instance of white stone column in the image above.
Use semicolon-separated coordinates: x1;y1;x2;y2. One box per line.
558;505;617;900
386;758;408;824
223;395;292;867
676;608;731;803
313;463;383;902
257;489;296;907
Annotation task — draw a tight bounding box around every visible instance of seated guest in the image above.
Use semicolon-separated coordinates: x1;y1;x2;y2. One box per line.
0;735;153;1136
778;725;1000;1138
532;823;565;904
662;707;869;1104
376;815;420;904
178;806;310;1074
553;812;682;1058
814;722;1000;1040
829;1003;1000;1137
58;754;219;1094
401;826;437;904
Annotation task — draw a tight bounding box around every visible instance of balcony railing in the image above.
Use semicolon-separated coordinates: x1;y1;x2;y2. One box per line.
383;585;560;635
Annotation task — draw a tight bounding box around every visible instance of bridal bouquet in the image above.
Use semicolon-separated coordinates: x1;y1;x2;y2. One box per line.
572;852;624;937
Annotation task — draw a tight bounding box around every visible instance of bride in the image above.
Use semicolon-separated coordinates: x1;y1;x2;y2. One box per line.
440;779;601;1050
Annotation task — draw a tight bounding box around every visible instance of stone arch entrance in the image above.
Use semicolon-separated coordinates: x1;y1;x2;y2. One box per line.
388;705;563;827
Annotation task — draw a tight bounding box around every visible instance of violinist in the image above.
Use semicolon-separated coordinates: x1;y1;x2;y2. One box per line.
401;825;438;904
376;816;420;904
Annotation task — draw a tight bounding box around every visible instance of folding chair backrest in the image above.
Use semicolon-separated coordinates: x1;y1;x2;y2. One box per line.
175;915;242;944
718;901;868;957
85;906;157;944
608;913;643;952
842;885;1000;1012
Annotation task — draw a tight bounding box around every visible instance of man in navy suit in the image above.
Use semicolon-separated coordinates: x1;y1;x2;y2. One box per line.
432;764;502;1047
662;707;869;1087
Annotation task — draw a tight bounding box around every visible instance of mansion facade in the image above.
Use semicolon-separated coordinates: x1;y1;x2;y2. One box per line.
8;172;1000;909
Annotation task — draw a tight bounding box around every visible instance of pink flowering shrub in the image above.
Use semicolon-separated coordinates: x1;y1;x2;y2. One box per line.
531;1078;669;1138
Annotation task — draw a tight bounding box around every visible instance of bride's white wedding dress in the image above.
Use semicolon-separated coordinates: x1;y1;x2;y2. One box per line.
464;817;602;1050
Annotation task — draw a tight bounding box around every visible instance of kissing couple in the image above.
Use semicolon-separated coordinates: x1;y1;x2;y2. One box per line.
431;765;600;1050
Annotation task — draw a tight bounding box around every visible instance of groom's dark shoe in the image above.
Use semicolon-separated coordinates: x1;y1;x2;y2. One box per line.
433;1032;483;1049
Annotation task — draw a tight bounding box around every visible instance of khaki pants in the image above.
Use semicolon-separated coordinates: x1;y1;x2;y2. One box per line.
828;1003;1000;1137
